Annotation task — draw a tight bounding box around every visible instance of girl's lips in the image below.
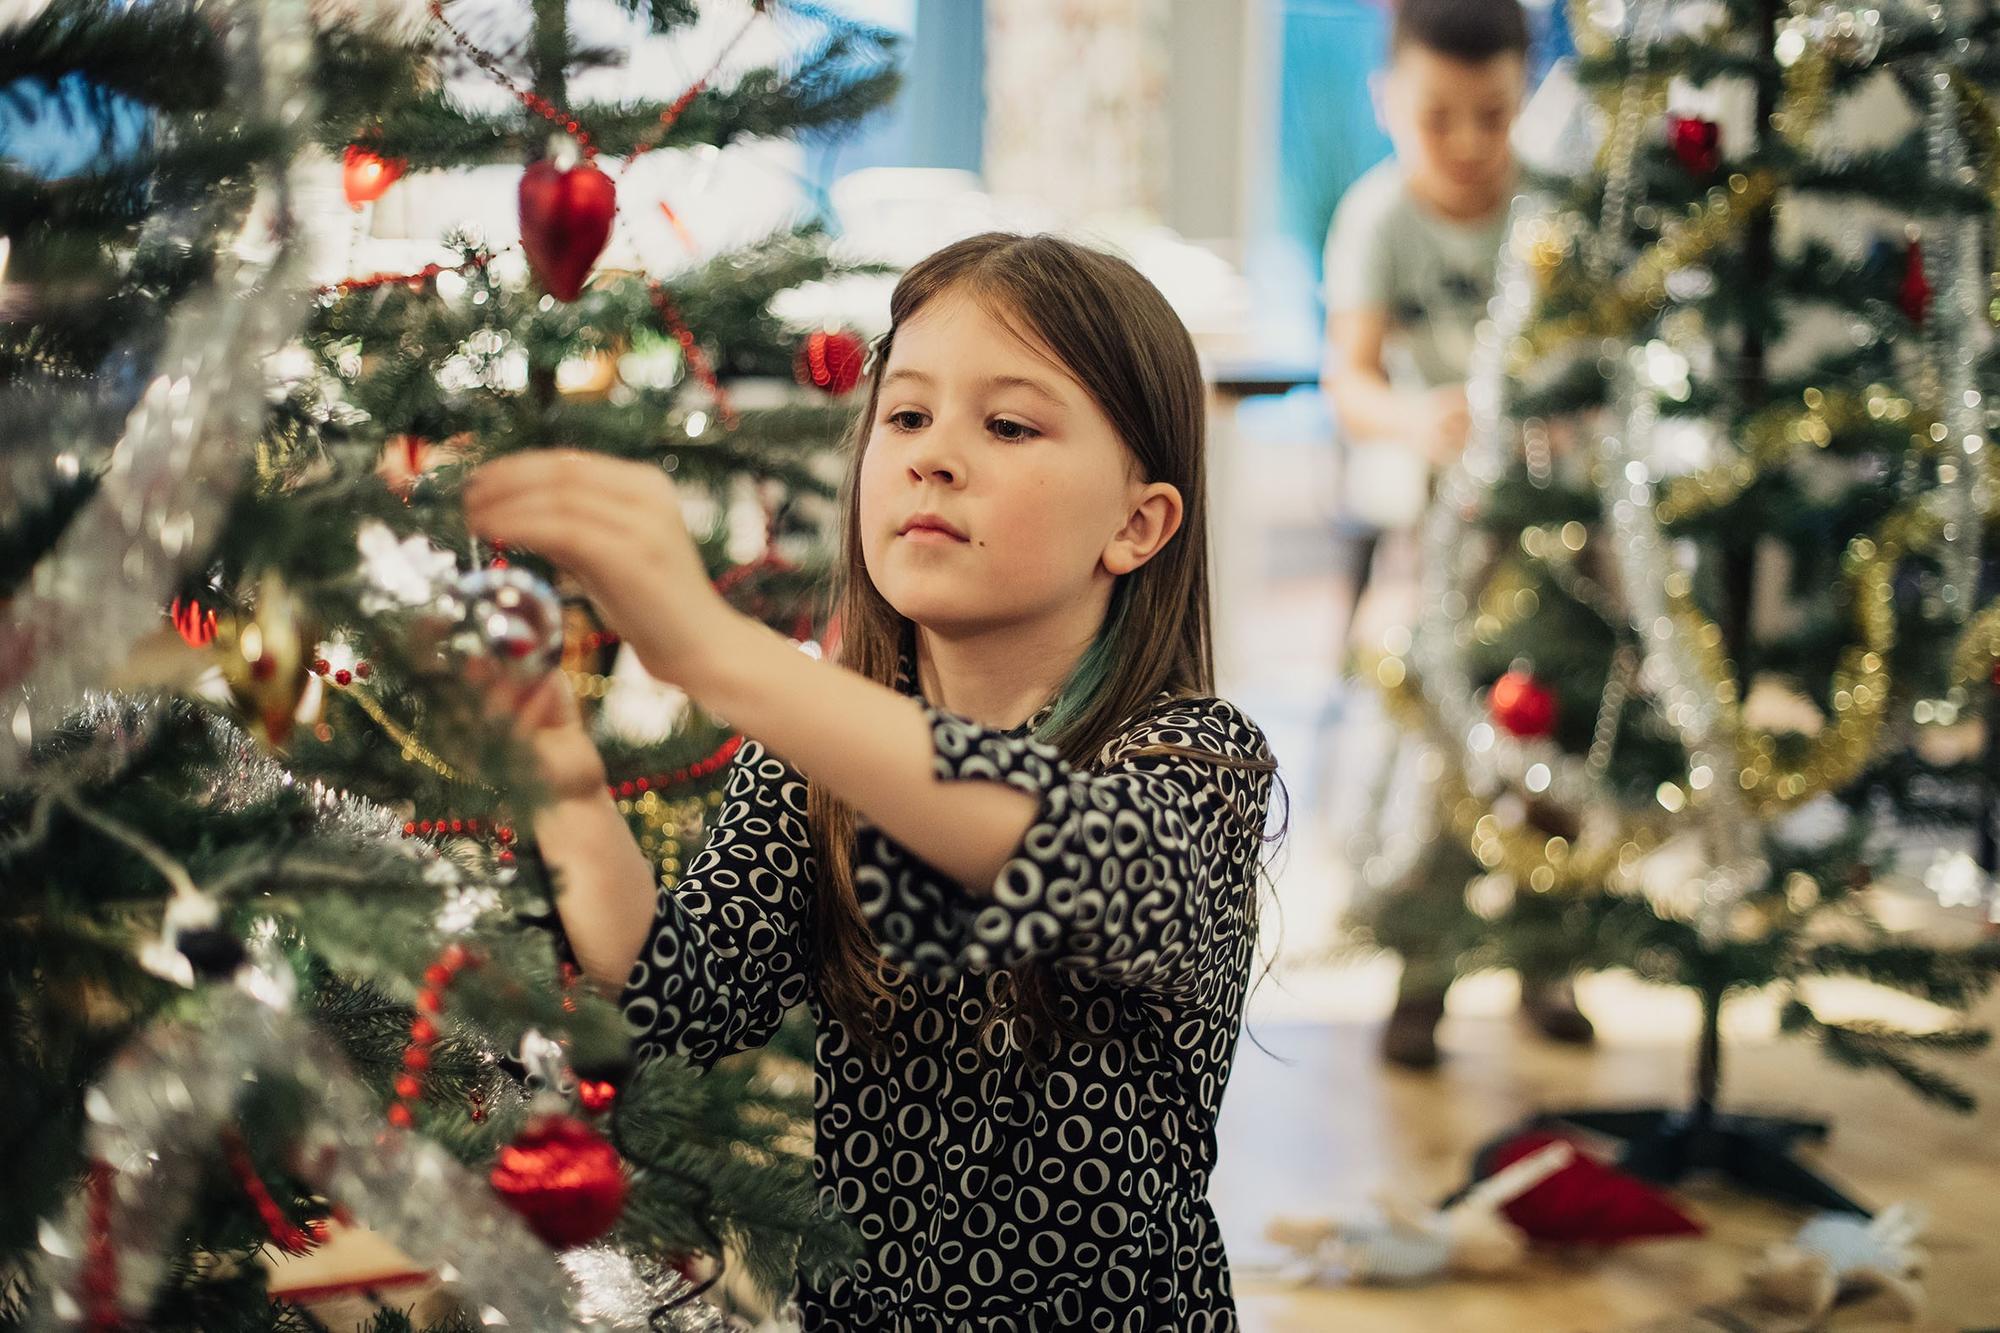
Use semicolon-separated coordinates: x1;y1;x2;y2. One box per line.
899;514;969;542
900;526;968;544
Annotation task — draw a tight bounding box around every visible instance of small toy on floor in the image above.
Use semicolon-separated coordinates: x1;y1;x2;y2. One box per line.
1264;1129;1708;1287
1622;1206;1927;1332
1263;1139;1575;1284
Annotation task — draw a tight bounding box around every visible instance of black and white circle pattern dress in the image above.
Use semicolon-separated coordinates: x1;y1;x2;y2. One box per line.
619;689;1274;1331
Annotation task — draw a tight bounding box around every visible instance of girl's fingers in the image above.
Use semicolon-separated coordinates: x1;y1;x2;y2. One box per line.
465;450;643;507
465;498;597;566
519;670;580;730
470;492;656;575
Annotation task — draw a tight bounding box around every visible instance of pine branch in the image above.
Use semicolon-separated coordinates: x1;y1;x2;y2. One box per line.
348;30;899;169
0;2;223;112
1795;938;2000;1008
1800;1003;1987;1112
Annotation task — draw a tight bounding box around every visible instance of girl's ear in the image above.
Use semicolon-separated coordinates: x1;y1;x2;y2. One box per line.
1103;482;1184;576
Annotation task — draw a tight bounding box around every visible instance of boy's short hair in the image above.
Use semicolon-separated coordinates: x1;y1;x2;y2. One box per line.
1391;0;1530;63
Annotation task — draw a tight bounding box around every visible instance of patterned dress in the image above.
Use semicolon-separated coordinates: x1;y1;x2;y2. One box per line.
618;686;1274;1332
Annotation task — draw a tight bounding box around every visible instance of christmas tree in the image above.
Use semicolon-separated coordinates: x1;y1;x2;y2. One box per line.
1368;0;2000;1208
1;0;895;1326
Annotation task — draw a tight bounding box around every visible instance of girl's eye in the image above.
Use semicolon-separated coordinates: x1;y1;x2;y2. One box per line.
886;410;929;432
989;417;1039;442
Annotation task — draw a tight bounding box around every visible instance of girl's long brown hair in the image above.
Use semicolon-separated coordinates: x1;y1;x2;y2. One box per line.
807;232;1242;1054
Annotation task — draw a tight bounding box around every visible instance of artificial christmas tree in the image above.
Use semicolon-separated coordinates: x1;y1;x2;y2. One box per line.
1369;0;2000;1210
1;0;896;1326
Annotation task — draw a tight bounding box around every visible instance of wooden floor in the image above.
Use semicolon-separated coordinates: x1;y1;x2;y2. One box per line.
1212;998;2000;1332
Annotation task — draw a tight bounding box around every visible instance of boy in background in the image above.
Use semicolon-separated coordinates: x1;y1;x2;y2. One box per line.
1322;0;1594;1069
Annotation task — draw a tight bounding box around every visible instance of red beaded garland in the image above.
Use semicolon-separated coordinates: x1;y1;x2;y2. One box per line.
389;945;481;1128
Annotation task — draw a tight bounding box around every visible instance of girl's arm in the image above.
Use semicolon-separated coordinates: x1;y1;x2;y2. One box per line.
681;612;1043;892
499;672;816;1071
492;671;657;988
532;788;658;989
861;697;1275;995
466;453;1043;897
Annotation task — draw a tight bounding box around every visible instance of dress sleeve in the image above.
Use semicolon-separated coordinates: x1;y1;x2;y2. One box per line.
618;739;817;1068
852;698;1273;996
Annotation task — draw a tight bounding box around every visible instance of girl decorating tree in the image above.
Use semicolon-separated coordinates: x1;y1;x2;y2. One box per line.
466;233;1276;1331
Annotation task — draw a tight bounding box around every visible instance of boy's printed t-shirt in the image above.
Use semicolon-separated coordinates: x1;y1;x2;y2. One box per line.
1323;158;1511;395
1322;157;1512;559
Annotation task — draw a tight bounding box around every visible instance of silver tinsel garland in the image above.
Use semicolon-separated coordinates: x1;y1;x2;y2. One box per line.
28;988;613;1330
0;0;316;781
1923;51;1993;622
26;986;733;1333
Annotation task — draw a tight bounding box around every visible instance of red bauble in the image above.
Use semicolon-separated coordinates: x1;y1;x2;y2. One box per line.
518;160;617;302
490;1114;628;1248
1667;115;1721;177
1900;240;1932;325
794;329;868;396
1480;1131;1703;1245
342;145;406;208
1489;669;1557;739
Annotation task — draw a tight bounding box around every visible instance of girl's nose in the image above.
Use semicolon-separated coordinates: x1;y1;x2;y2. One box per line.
907;438;965;487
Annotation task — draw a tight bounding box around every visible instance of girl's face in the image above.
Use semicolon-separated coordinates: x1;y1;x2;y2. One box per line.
857;289;1178;637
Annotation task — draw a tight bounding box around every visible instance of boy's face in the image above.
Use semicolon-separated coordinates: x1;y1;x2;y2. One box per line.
1380;45;1526;217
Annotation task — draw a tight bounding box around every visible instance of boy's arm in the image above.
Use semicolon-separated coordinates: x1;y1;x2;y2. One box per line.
1324;305;1469;466
1323;305;1403;440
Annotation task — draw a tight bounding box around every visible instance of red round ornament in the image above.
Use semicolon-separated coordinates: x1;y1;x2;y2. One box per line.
1900;240;1932;325
490;1114;628;1248
794;329;867;396
1489;669;1557;739
518;160;618;303
342;145;406;208
1667;115;1721;177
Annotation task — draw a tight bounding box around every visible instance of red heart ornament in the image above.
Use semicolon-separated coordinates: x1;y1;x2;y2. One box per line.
342;145;405;208
518;160;617;302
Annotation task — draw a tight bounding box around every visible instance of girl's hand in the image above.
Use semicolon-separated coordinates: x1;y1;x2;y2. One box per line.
478;666;608;804
464;451;732;688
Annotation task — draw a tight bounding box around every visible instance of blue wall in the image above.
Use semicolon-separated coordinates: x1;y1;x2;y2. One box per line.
805;0;983;214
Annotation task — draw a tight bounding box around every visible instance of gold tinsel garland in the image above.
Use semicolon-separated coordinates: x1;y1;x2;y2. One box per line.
1512;172;1778;371
1656;386;1932;525
1372;652;1665;892
336;675;727;890
1409;3;2000;895
1377;499;1916;887
1951;598;2000;688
